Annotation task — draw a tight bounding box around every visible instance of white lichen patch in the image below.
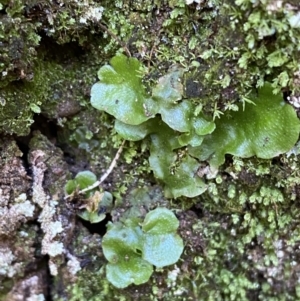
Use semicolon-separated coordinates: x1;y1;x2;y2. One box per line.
0;247;22;277
266;0;283;12
30;150;65;275
31;150;49;208
167;265;180;288
79;6;104;24
46;241;64;257
0;194;35;236
66;252;81;276
287;95;300;109
13;200;35;217
0;188;8;207
27;294;45;301
288;12;300;28
47;221;64;238
49;259;58;276
185;0;204;9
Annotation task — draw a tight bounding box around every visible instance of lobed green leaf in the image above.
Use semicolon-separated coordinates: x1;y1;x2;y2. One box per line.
91;54;158;125
106;256;153;288
142;233;184;268
190;83;300;170
142;208;179;234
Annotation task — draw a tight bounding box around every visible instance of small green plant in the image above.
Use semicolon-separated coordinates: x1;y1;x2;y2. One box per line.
65;171;113;223
64;174;182;288
65;170;97;198
102;207;184;288
91;54;300;197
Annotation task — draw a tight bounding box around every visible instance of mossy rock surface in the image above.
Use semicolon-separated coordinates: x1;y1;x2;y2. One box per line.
1;1;300;301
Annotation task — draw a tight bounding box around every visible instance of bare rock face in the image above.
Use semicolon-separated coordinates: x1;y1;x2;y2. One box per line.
0;138;40;297
28;131;77;277
0;132;80;299
0;138;32;236
4;273;47;301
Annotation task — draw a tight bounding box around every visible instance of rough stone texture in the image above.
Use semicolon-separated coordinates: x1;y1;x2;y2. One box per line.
0;139;40;297
0;132;79;299
4;274;47;301
28;131;77;277
1;0;300;300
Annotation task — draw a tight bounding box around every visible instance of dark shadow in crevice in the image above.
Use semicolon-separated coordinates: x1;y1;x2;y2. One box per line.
31;114;59;141
37;34;86;65
43;255;53;301
78;213;111;236
15;137;31;175
189;204;204;219
283;90;291;102
15;113;59;151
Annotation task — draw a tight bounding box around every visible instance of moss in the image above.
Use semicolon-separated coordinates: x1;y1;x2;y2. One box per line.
1;0;299;135
60;149;300;299
198;0;300;100
0;0;107;136
0;1;40;88
61;1;300;298
1;0;300;300
0;35;108;135
0;58;62;135
173;152;300;300
24;0;104;45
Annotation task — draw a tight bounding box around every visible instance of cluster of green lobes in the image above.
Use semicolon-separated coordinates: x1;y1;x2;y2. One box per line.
91;54;300;198
102;207;183;288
